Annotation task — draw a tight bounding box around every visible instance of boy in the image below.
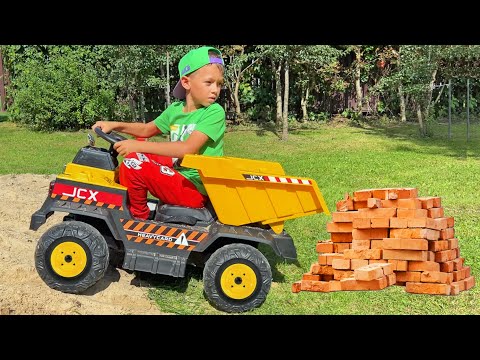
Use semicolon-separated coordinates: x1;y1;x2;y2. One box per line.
91;46;226;220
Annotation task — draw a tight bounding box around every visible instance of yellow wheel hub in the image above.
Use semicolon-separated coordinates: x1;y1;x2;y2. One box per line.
50;241;88;278
220;263;257;300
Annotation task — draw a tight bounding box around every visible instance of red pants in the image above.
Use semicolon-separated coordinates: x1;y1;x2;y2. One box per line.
119;152;208;219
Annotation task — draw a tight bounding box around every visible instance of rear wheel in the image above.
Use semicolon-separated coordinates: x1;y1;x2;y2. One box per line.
34;220;109;294
203;243;272;313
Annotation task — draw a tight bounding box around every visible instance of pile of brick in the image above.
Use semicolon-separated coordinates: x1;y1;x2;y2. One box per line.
292;187;475;295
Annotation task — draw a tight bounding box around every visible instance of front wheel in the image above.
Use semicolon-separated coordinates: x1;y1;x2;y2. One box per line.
203;243;272;313
34;220;109;294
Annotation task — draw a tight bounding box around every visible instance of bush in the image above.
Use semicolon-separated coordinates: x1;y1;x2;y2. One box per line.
9;54;116;131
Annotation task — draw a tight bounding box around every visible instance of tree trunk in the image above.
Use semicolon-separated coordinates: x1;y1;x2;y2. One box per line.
354;46;363;115
234;79;241;117
128;91;137;120
139;89;146;123
282;59;289;141
165;51;171;108
301;84;309;122
424;68;437;121
0;48;5;112
414;99;425;136
273;59;282;129
398;83;407;122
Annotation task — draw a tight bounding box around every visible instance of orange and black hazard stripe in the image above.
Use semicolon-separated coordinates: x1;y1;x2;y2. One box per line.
50;193;124;211
120;219;208;251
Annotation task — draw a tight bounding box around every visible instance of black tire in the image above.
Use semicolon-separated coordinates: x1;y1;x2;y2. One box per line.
203;243;272;313
34;220;109;294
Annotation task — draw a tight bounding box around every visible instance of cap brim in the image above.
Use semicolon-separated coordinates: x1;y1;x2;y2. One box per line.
173;80;186;99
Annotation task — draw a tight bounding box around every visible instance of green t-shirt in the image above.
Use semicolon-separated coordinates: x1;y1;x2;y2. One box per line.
153;101;226;195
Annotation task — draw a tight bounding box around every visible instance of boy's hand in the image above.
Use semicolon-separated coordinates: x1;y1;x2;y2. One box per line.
92;121;115;134
113;139;142;157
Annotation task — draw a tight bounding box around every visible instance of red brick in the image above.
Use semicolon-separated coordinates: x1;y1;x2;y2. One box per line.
428;240;449;252
446;217;455;227
316;241;335;254
353;189;373;201
417;197;435;209
309;280;333;292
372;189;390;200
371;218;390;228
405;282;451;295
369;259;388;265
452;268;467;282
431;197;442;208
381;199;399;208
439;227;454;240
329;280;342;292
341;276;389;291
450;280;466;292
353;228;389;240
292;281;302;293
353;200;368;210
333;269;354;280
390;228;439;240
310;263;334;275
464;276;475;290
396;271;421;282
408;261;440;272
350;259;369;270
353;218;371;229
388;259;409;271
354;263;385;281
370;239;383;249
332;211;359;223
440;261;455;273
332;258;351;270
318;252;344;265
367;197;382;208
302;273;321;281
397;198;422;209
453;257;464;270
387;273;397;286
327;221;353;233
434;249;457;263
428;207;445;218
383;249;432;261
420;271;453;284
343;248;383;260
447;238;459;249
336;199;354;212
450;283;461;295
357;208;397;219
352;239;371;250
382;238;428;250
331;232;353;243
407;217;448;230
390;217;408;228
397;208;428;218
334;243;351;253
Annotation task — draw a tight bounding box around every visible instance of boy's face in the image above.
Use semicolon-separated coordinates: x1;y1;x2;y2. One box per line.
183;64;224;108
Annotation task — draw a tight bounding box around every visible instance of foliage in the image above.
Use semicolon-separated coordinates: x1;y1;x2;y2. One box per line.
3;45;480;133
3;46;116;131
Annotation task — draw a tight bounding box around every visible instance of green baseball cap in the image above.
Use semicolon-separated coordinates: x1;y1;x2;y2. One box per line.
173;46;224;99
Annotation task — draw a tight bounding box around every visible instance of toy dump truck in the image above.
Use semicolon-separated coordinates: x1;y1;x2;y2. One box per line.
30;129;330;313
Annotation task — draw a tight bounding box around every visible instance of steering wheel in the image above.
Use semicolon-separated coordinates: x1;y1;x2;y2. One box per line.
93;127;128;157
94;127;128;144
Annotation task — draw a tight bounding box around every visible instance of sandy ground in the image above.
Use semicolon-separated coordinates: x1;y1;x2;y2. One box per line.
0;174;165;315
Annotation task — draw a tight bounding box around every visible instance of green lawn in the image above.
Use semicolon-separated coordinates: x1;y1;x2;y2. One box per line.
1;120;479;315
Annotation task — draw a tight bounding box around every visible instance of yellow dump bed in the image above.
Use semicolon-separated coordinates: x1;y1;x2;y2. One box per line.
181;155;330;234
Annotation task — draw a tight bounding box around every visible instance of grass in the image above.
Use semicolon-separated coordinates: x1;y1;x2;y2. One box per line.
2;119;479;315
